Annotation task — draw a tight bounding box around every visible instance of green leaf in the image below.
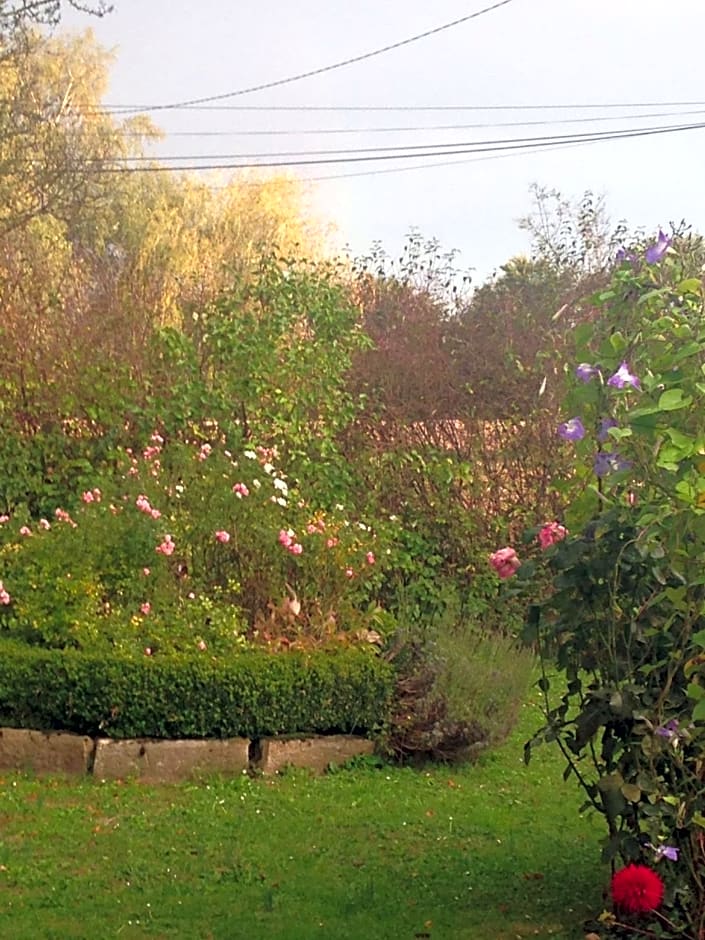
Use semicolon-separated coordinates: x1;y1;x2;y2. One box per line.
658;389;692;411
678;277;702;295
693;699;705;722
621;783;641;803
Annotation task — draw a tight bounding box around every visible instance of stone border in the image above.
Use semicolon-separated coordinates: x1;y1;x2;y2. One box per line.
0;727;374;782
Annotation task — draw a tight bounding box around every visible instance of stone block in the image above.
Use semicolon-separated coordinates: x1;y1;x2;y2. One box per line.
93;737;250;783
0;727;94;775
257;734;375;775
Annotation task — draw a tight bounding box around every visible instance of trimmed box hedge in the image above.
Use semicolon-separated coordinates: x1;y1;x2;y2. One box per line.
0;641;393;739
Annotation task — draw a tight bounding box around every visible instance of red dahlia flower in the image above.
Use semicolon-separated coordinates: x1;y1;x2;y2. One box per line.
611;864;664;914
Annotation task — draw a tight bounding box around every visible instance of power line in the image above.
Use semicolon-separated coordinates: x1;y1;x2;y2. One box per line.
107;120;705;163
122;107;705;138
90;120;705;173
209;138;606;188
106;0;517;115
102;99;705;114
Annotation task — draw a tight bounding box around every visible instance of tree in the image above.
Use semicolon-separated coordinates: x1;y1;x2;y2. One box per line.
0;1;111;34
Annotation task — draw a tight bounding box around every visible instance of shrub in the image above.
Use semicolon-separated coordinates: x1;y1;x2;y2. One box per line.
387;604;534;762
0;641;393;739
493;228;705;937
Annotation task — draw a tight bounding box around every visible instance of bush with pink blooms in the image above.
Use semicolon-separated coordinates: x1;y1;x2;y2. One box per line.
0;434;390;655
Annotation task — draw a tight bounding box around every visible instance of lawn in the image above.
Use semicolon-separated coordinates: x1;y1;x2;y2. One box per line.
0;684;605;940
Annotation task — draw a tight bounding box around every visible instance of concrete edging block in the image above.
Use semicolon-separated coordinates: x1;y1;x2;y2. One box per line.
257;734;375;775
0;727;94;775
93;737;250;783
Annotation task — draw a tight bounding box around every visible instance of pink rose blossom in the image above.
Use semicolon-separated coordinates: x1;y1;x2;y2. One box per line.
0;581;10;605
142;567;151;576
0;515;9;524
150;432;164;445
92;488;102;501
538;522;568;551
215;530;231;544
232;482;249;498
150;508;162;520
127;466;139;477
19;526;32;537
144;647;152;656
366;551;376;565
140;602;151;615
489;547;521;579
306;523;318;535
39;518;51;530
81;490;94;504
289;543;303;555
278;529;294;548
326;537;339;549
156;535;175;556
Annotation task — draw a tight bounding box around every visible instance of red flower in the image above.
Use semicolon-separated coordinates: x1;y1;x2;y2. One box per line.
611;864;664;914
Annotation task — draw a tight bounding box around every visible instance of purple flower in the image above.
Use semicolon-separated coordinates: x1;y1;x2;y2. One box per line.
594;452;631;478
651;844;679;862
576;363;600;383
615;247;636;265
655;718;680;739
598;417;618;443
557;417;586;442
645;230;672;264
607;362;640;390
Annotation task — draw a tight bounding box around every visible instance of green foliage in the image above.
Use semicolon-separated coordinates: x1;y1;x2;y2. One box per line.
521;230;705;937
0;640;393;739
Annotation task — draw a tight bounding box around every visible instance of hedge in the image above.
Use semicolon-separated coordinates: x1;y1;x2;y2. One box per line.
0;641;394;739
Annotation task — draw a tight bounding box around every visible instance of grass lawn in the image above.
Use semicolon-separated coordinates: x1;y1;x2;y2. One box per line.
0;684;606;939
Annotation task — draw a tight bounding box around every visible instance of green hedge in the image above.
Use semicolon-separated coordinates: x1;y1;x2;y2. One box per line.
0;641;393;739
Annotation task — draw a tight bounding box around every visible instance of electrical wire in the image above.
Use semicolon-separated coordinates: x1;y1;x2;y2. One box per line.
121;107;705;137
107;119;705;162
91;119;705;173
100;99;705;114
106;0;517;115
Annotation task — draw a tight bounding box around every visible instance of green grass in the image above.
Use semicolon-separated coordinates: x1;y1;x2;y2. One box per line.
0;686;606;940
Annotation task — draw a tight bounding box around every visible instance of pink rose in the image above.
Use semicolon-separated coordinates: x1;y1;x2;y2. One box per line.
538;522;568;551
366;552;376;565
140;602;151;615
215;530;231;544
489;547;521;579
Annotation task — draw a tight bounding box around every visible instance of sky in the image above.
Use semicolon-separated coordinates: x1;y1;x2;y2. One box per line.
60;0;705;284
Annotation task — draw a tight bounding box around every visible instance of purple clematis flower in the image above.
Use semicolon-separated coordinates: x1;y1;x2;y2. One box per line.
594;452;631;478
607;362;640;390
576;363;600;383
557;417;586;442
615;247;637;265
655;718;680;739
645;230;672;264
651;844;679;862
598;417;618;443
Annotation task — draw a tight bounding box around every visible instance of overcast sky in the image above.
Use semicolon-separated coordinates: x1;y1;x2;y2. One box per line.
61;0;705;282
